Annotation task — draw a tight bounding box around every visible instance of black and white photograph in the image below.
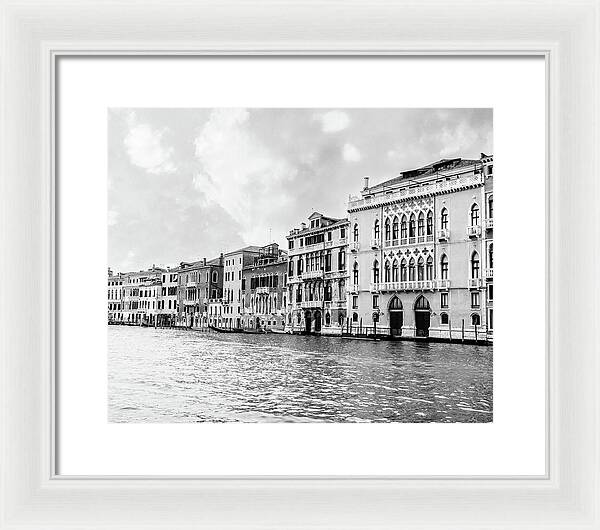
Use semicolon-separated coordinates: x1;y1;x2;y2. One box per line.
107;107;494;423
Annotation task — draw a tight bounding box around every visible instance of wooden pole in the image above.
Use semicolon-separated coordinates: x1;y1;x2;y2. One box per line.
449;317;452;342
475;322;478;343
461;319;465;343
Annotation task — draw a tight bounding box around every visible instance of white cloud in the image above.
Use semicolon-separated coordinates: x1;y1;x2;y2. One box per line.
107;209;119;226
430;121;479;158
193;108;296;244
124;114;176;174
315;110;350;133
342;143;361;162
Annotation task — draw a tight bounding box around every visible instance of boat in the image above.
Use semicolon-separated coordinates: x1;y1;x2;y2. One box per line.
242;328;266;334
270;329;287;334
209;325;242;334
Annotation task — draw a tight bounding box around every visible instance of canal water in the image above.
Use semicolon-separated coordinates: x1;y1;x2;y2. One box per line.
108;326;493;423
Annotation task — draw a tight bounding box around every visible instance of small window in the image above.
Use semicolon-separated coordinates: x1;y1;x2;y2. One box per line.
471;291;480;308
328;231;332;241
471;313;481;326
372;295;379;309
440;312;449;325
352;312;359;323
352;295;358;309
440;292;449;308
340;227;346;239
487;284;494;302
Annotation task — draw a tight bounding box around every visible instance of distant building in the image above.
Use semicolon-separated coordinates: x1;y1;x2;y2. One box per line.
222;245;262;329
157;267;179;327
176;256;223;328
121;266;164;325
241;243;288;330
286;212;349;335
346;154;493;340
107;268;127;323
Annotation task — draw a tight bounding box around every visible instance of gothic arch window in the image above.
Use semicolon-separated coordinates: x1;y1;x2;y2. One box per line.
417;256;425;280
353;262;359;285
408;257;416;281
373;219;380;240
426;210;433;236
426;255;433;280
414;295;430;311
389;296;403;310
400;215;407;239
372;259;380;283
353;223;359;242
488;195;494;218
392;216;399;240
325;312;331;326
398;259;405;282
384;260;391;282
409;214;416;238
440;254;449;279
417;212;425;237
470;203;480;226
440;207;449;229
488;243;494;268
394;259;400;282
384;217;391;241
471;251;480;278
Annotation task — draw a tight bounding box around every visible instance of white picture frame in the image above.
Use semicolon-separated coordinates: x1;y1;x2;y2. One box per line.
1;0;598;528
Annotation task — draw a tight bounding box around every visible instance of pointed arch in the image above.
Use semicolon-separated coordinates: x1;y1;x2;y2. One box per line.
417;212;425;236
409;213;416;238
384;217;391;242
417;256;425;280
384;259;391;282
471;251;480;278
470;203;480;226
400;214;407;239
414;295;431;311
373;218;380;240
388;296;403;310
426;210;433;236
392;215;399;241
372;259;380;283
440;207;449;229
440;253;449;279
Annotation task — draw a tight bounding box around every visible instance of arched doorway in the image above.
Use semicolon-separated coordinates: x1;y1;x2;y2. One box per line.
314;310;322;333
388;296;403;336
304;310;312;334
414;295;431;337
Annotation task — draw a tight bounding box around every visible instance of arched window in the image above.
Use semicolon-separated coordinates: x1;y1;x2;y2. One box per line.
470;203;480;226
373;219;380;240
212;271;218;283
297;256;303;275
440;312;449;325
409;214;416;238
392;216;399;241
471;313;481;326
488;195;494;219
384;260;391;282
372;260;380;283
398;259;405;282
440;208;448;229
325;312;331;326
338;249;345;270
471;251;480;278
288;260;294;276
353;262;359;285
324;283;332;302
352;312;359;323
417;256;425;280
426;211;433;236
353;223;359;242
400;215;407;239
488;243;494;268
384;218;391;242
408;258;416;281
426;256;433;280
440;254;449;279
414;295;430;310
417;212;425;237
389;296;402;310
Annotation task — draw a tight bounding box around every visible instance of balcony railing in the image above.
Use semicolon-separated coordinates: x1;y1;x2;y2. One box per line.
186;281;197;288
349;241;360;252
370;283;380;293
303;269;324;279
467;225;482;238
325;300;346;309
349;284;360;294
324;269;348;279
301;300;323;309
468;278;483;288
370;238;381;249
438;228;449;241
372;280;436;292
486;218;494;230
437;279;451;290
485;267;494;279
255;286;270;294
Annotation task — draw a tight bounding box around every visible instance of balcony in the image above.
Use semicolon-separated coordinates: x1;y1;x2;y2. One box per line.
183;299;197;306
303;269;324;280
256;286;270;294
370;283;380;293
325;300;346;309
438;228;449;241
349;284;360;294
437;279;451;290
485;267;494;279
349;241;360;252
467;225;482;238
486;218;494;230
324;269;348;280
186;281;197;288
370;238;381;249
414;280;435;291
301;300;322;309
468;278;483;289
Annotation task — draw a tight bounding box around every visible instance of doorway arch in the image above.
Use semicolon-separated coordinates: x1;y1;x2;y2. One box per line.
314;310;322;333
388;296;403;337
414;295;431;337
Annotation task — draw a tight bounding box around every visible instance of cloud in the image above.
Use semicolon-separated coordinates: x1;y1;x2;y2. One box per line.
124;114;176;174
193;108;296;244
107;209;119;226
342;143;362;162
315;110;350;133
423;120;480;158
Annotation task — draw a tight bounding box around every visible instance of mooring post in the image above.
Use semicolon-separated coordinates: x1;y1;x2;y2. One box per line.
461;319;465;342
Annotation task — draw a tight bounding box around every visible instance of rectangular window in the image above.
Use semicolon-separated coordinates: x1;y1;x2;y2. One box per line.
487;284;494;302
471;291;480;308
328;231;332;241
352;295;358;309
300;239;304;247
440;292;448;308
489;308;494;329
340;227;346;238
289;240;294;249
372;295;379;309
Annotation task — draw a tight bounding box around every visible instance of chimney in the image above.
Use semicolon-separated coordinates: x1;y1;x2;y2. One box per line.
301;222;307;230
219;252;224;265
363;176;370;190
203;257;207;265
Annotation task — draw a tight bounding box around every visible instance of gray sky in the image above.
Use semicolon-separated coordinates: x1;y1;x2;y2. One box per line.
108;108;492;272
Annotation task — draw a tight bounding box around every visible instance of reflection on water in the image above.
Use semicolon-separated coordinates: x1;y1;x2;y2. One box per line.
108;326;493;423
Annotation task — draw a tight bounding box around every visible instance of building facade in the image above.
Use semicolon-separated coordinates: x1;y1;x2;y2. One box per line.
107;269;127;323
176;256;223;328
241;243;288;330
286;212;349;335
157;267;179;327
222;246;262;329
346;154;493;341
120;266;164;325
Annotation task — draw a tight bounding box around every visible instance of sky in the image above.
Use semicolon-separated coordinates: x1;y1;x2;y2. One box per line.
108;108;492;272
